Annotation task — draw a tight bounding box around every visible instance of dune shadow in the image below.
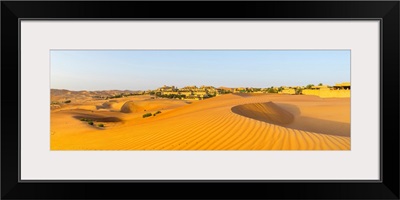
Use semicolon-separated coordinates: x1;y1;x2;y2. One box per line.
286;116;350;137
274;103;302;116
232;93;253;98
73;115;122;122
231;101;295;125
96;102;115;110
232;93;267;98
231;102;350;137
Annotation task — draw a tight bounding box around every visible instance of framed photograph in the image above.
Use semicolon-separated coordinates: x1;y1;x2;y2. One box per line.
2;1;399;199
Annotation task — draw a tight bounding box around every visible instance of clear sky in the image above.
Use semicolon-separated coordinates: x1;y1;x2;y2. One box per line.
51;50;350;91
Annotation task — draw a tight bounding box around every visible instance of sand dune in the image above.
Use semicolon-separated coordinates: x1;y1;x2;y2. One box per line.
96;101;117;110
120;101;144;113
51;94;350;150
120;99;189;113
231;102;295;125
231;101;350;137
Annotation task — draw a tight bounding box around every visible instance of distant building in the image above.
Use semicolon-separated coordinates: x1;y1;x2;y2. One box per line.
157;85;177;92
182;85;198;90
161;91;179;95
333;82;350;90
185;95;200;100
302;82;350;98
193;90;208;97
180;91;193;96
279;88;296;95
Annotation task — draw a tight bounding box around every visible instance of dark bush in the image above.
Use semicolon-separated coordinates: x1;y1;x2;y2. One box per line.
267;88;278;93
64;100;71;103
98;124;104;127
143;113;152;118
295;88;303;95
88;121;94;125
306;84;314;89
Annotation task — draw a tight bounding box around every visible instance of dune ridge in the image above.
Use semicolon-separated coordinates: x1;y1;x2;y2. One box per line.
230;101;350;137
231;101;295;125
120;101;144;113
120;99;189;114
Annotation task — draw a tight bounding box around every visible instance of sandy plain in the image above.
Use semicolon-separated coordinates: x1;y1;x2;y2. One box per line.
50;93;350;150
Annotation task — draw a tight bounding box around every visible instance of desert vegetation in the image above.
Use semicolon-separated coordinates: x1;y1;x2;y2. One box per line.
153;111;162;116
80;118;94;125
142;113;152;118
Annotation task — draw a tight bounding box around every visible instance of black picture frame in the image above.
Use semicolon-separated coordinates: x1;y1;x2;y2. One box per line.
1;1;399;199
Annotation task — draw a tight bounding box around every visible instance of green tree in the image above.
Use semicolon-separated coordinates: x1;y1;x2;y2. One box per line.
268;88;277;93
295;88;303;95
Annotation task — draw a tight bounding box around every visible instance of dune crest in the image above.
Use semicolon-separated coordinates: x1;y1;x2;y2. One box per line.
231;101;294;125
120;101;145;113
120;100;187;113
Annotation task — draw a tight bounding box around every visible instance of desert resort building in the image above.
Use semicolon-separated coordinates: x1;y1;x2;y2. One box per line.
279;88;297;95
302;82;350;98
153;82;350;100
156;85;219;100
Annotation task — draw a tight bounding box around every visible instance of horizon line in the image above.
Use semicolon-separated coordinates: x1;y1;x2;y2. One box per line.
50;82;350;92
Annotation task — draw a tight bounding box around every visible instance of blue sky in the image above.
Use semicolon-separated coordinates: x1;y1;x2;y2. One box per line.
50;50;350;91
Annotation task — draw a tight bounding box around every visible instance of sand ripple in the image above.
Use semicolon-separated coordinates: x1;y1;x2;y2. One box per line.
51;94;351;150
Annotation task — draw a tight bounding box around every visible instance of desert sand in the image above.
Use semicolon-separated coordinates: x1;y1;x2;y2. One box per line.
50;93;350;150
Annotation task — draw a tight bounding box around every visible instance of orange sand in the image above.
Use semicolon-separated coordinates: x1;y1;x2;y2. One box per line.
50;94;350;150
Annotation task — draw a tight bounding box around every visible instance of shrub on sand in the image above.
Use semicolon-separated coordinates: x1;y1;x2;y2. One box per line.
153;111;162;116
143;113;152;118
